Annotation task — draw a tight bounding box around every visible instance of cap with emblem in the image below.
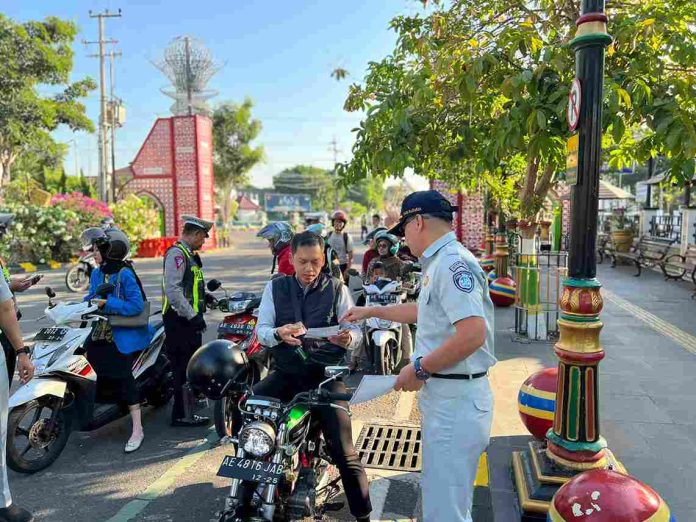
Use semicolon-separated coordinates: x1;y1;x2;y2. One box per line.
182;215;214;237
388;190;458;237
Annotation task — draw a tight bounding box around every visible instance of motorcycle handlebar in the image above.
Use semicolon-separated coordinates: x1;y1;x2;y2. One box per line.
324;391;353;402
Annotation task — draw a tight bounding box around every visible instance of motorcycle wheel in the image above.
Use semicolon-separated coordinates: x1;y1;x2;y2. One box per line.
65;265;90;293
145;356;175;407
373;339;399;375
7;399;71;473
214;394;243;439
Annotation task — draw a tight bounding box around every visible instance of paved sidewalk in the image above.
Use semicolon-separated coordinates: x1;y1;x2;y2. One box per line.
488;261;696;520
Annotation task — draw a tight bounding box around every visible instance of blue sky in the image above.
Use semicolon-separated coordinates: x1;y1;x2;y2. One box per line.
2;0;427;187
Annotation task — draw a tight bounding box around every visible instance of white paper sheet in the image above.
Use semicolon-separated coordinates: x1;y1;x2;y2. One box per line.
350;375;398;405
304;325;342;340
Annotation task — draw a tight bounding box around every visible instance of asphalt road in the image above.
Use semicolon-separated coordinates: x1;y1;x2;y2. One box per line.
9;231;421;522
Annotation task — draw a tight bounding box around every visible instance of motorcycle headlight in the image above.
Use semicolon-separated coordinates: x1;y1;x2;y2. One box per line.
230;299;253;313
377;319;393;329
239;421;276;458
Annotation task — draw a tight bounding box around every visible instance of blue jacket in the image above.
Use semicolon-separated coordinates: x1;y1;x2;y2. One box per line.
85;267;154;354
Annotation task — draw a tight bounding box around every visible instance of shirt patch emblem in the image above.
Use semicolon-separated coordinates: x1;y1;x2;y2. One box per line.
175;256;185;269
423;275;430;287
453;270;475;293
449;261;468;273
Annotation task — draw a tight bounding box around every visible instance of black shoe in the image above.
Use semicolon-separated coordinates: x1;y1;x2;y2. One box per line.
0;504;34;522
171;415;210;427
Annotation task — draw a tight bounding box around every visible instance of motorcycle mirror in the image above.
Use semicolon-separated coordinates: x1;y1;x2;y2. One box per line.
207;279;222;292
95;282;115;297
45;287;56;298
324;366;350;379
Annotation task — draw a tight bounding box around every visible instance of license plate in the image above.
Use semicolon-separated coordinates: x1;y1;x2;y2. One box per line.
218;323;254;335
217;456;284;485
369;294;398;305
34;328;68;342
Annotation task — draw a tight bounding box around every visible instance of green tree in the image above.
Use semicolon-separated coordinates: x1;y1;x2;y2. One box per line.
212;99;264;223
0;15;96;187
273;165;339;211
340;0;696;220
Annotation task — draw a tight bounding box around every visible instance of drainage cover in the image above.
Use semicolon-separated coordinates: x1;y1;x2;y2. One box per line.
355;423;422;472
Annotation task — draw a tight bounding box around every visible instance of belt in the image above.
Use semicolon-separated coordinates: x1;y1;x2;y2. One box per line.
431;371;488;380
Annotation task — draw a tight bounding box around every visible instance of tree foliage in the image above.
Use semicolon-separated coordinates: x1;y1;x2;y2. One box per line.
0;15;95;187
212;99;264;223
273;165;337;211
339;0;696;219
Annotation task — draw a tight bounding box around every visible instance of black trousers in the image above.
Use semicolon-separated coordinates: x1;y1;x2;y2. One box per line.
163;311;202;421
252;368;371;519
0;333;15;385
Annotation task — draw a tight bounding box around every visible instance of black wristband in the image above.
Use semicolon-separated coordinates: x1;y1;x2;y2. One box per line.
15;347;30;356
273;329;282;342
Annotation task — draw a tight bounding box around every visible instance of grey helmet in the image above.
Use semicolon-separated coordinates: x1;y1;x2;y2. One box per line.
257;222;294;254
80;227;130;261
306;223;327;238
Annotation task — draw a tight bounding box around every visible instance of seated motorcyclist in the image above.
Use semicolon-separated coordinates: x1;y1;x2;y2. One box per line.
257;222;295;276
361;226;386;276
364;231;413;367
81;227;154;454
255;231;371;522
306;223;342;279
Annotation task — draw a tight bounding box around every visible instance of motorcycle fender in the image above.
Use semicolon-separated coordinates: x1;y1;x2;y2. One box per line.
133;340;164;379
9;378;67;409
371;330;397;350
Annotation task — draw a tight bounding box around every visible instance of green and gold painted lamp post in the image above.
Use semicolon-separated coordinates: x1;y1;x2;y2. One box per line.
512;0;629;518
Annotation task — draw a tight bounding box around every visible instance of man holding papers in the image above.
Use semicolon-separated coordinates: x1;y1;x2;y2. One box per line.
254;231;372;522
341;190;496;522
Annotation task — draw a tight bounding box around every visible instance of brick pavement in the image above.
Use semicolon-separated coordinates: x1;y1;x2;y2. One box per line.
488;262;696;520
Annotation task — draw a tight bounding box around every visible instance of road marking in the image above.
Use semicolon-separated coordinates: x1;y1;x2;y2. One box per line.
104;434;214;522
603;289;696;355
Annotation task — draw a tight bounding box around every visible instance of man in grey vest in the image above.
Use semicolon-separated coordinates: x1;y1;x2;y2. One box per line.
255;231;371;522
162;215;213;427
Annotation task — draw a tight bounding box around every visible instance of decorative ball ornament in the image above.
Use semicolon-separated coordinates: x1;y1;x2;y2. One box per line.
547;469;674;522
480;254;496;273
490;276;516;307
518;368;557;440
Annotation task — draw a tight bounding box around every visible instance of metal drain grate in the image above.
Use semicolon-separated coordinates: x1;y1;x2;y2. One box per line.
355;423;422;472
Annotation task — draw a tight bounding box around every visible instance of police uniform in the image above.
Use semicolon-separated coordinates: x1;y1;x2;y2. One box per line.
162;216;212;425
0;276;14;509
389;192;496;522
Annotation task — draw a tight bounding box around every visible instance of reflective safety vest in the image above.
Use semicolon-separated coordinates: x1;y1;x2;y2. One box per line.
162;242;205;316
0;259;10;285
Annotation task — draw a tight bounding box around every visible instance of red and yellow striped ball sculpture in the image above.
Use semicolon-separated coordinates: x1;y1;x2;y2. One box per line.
548;469;674;522
517;367;557;440
490;276;516;307
479;254;496;273
487;269;512;284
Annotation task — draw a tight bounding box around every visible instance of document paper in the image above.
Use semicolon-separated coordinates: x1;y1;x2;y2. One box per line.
350;376;398;405
304;325;342;340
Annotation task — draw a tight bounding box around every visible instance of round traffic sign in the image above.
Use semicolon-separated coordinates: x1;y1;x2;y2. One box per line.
567;78;582;132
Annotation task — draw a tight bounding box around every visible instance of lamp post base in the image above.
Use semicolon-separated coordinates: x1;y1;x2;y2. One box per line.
511;440;626;520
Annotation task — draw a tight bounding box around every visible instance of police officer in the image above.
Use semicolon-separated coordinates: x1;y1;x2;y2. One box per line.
342;191;495;522
162;215;213;427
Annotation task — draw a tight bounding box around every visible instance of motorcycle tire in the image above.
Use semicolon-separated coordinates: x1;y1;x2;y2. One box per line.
145;356;175;407
373;339;399;376
213;394;243;439
65;265;90;293
6;399;72;474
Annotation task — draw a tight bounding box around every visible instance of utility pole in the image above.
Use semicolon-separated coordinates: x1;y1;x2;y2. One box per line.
329;137;341;210
108;48;122;202
84;8;122;203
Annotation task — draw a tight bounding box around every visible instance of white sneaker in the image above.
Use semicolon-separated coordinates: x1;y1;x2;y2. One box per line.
125;433;144;453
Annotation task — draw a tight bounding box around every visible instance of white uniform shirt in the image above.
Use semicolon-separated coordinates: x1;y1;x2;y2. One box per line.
415;231;496;374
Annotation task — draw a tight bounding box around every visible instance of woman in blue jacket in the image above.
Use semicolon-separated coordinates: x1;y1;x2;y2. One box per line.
81;227;154;454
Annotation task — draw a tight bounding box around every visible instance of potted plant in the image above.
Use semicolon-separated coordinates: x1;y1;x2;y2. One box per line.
609;208;635;252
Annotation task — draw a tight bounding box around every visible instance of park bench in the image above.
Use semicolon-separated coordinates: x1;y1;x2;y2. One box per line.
660;244;696;297
610;236;675;277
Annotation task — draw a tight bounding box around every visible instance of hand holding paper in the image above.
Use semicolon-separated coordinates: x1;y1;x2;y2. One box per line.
350;376;398;405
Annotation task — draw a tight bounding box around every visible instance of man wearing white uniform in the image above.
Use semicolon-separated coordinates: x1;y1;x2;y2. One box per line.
342;190;495;522
0;275;35;521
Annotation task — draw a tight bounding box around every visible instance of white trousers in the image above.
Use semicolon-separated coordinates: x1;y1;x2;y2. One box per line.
418;376;493;522
0;349;12;507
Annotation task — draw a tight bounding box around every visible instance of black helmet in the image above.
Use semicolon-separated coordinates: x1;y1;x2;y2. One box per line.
186;340;249;400
81;227;130;260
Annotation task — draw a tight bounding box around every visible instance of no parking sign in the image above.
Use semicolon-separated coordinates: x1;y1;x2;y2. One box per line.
567;78;582;132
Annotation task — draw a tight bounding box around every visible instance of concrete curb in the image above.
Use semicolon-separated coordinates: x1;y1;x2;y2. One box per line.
8;260;71;274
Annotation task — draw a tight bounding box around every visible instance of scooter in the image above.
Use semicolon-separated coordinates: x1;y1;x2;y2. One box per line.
65;250;98;293
207;279;269;439
345;268;365;306
363;278;407;375
6;286;173;473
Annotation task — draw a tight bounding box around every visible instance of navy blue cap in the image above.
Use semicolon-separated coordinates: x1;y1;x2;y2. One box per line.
387;190;458;237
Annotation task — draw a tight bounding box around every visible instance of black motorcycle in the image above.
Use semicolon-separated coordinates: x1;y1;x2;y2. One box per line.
215;367;352;521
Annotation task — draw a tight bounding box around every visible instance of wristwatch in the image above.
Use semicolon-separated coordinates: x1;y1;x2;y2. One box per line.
414;357;431;381
273;329;282;342
15;347;30;356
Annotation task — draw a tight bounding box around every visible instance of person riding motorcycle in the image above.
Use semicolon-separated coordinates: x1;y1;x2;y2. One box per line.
327;210;354;276
361;226;387;276
257;222;295;276
81;227;153;454
365;231;407;281
306;223;342;279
